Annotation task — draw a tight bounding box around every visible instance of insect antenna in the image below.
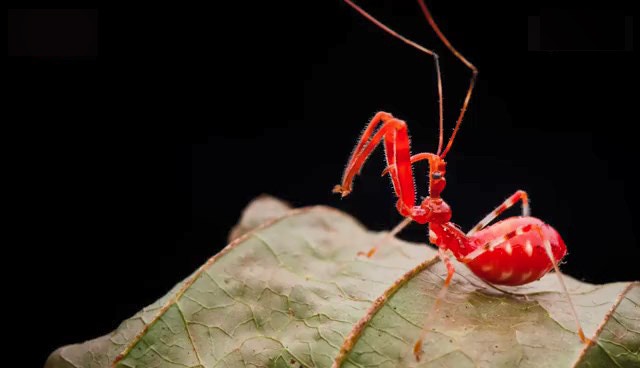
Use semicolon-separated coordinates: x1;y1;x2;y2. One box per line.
415;0;479;158
343;0;444;156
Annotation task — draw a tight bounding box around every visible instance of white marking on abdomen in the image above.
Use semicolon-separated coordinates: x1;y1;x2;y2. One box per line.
504;242;513;255
520;270;533;282
498;269;513;281
525;240;533;257
481;264;493;272
515;227;524;236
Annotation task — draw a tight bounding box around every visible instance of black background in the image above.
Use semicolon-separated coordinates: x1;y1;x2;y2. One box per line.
7;1;638;366
8;9;98;57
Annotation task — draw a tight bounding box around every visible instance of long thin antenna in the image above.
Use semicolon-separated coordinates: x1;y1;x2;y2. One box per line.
416;0;478;158
343;0;444;154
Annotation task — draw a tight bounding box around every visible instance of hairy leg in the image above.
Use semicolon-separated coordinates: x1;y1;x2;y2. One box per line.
333;113;417;214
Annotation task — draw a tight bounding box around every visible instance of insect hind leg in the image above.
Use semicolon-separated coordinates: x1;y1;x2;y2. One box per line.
536;228;591;344
464;223;590;345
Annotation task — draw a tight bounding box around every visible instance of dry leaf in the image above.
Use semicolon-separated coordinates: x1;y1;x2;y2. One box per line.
45;196;639;368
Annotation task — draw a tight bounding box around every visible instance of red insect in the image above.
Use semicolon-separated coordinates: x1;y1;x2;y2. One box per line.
334;0;590;361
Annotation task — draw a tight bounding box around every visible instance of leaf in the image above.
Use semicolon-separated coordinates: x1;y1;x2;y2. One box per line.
45;196;639;368
572;287;639;367
227;195;293;242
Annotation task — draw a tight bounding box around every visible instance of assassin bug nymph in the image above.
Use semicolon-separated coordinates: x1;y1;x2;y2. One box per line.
333;0;590;361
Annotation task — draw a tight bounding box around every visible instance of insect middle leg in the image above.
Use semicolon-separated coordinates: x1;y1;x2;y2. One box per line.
467;190;530;236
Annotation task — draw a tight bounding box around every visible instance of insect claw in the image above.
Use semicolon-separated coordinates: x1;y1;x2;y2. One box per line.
381;164;395;176
413;339;424;361
356;247;378;258
332;185;351;197
578;329;592;345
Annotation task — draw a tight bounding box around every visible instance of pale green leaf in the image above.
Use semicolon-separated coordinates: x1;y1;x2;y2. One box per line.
45;196;639;368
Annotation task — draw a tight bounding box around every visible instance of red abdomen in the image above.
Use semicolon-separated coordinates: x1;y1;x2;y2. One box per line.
466;217;567;286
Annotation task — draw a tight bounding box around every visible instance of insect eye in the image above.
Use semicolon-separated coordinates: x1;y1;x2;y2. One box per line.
432;171;442;180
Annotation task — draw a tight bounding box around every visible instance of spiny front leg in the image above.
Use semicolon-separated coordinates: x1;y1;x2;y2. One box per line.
333;111;417;215
467;190;530;236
